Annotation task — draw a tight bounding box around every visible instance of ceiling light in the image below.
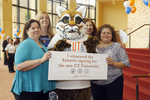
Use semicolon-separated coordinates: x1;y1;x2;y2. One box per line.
112;0;115;4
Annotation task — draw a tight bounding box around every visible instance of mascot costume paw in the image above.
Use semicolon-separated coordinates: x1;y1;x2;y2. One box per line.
47;6;99;100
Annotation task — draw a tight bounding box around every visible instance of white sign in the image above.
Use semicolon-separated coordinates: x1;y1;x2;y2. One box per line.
48;51;108;80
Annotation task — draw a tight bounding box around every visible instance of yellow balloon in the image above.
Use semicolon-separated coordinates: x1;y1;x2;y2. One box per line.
131;6;136;13
0;36;1;39
19;30;21;33
1;30;4;34
129;0;135;6
17;33;20;36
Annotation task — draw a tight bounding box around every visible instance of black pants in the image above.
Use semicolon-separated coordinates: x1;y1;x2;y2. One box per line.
91;75;124;100
4;51;8;65
13;91;49;100
7;53;14;72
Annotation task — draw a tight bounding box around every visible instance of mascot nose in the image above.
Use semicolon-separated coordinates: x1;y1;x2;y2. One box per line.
69;21;75;27
69;25;75;27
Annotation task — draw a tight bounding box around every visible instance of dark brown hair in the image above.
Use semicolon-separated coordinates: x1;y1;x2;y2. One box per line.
15;38;20;43
84;18;97;36
22;19;41;41
96;24;117;42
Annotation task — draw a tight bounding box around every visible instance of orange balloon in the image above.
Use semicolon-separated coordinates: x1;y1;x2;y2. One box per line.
0;36;1;39
1;30;4;34
17;33;20;36
149;2;150;8
19;30;21;33
129;0;135;6
131;6;136;13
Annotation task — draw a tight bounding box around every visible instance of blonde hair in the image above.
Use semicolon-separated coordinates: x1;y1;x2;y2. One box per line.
35;11;54;39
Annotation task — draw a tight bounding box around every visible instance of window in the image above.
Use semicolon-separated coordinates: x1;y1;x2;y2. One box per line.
47;0;68;34
76;0;96;23
12;0;37;38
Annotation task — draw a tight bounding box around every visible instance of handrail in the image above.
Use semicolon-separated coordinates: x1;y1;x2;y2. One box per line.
127;24;150;48
127;24;150;35
132;74;150;78
132;74;150;100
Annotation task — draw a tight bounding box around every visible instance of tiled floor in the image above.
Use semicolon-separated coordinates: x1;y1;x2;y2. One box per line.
0;59;15;100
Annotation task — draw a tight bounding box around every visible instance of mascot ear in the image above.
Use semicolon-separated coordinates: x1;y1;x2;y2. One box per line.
76;6;87;19
56;6;67;18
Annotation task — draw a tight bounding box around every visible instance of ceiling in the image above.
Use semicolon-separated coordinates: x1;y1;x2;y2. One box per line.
96;0;124;3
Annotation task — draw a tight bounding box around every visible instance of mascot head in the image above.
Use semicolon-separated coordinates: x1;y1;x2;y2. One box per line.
56;6;87;40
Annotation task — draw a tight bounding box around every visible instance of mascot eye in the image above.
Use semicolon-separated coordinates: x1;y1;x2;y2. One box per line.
64;19;69;23
75;17;82;24
62;16;69;23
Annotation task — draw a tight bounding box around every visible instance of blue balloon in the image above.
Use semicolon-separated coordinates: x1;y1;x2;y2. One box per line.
17;29;19;33
0;28;2;33
14;33;19;38
125;7;131;14
143;0;149;6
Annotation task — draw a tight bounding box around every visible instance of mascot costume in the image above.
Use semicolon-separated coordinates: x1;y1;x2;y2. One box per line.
47;6;99;100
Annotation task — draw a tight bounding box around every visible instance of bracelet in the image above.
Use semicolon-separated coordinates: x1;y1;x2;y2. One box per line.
38;59;41;65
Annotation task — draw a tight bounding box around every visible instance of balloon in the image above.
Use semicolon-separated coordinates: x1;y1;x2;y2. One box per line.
1;33;5;37
0;28;2;33
123;1;131;8
131;6;136;13
17;33;20;36
125;7;131;14
1;30;5;34
129;0;135;6
0;36;1;39
143;0;149;6
149;1;150;7
19;30;21;33
14;33;19;38
17;29;19;33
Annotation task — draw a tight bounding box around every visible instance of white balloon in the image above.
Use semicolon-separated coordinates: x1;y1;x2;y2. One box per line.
1;33;5;38
119;30;128;43
123;1;131;8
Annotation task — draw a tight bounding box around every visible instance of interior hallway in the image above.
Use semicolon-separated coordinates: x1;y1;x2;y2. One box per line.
0;59;15;100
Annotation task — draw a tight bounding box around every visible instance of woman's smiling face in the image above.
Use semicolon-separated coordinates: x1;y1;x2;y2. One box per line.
26;22;41;41
86;21;93;35
39;13;50;28
100;28;112;43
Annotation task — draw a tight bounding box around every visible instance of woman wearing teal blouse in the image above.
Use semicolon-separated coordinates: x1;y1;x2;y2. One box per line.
11;19;55;100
